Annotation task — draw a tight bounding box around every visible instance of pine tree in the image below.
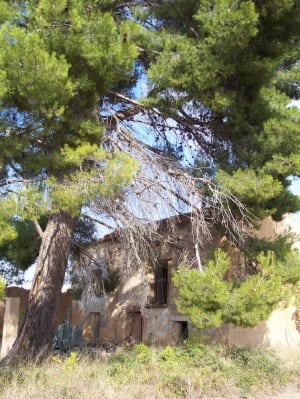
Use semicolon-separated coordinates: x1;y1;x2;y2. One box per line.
0;0;140;362
144;0;300;218
144;0;300;327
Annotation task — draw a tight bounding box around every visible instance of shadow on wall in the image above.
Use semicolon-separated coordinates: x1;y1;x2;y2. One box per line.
208;305;300;360
208;321;269;348
0;286;75;357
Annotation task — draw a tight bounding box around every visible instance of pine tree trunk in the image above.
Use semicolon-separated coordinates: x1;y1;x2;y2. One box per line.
0;211;77;365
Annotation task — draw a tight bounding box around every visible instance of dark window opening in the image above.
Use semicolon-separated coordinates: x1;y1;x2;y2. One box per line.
152;261;168;305
175;321;188;343
180;321;188;341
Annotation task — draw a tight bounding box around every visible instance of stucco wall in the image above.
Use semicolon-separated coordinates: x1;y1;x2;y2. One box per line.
0;287;75;356
2;214;299;355
208;306;300;359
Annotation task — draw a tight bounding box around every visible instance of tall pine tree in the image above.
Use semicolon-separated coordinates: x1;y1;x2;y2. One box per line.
0;0;139;362
144;0;300;218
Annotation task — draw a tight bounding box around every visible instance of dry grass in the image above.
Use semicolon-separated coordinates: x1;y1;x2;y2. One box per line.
0;343;297;399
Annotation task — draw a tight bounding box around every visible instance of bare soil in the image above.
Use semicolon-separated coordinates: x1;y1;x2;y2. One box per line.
266;383;300;399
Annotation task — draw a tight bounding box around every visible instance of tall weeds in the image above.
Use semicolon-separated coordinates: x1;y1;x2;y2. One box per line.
0;343;296;399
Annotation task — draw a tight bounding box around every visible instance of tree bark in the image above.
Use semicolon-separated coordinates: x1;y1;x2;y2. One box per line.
0;211;77;365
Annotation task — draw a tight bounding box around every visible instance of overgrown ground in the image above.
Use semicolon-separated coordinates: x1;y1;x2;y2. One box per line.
0;343;298;399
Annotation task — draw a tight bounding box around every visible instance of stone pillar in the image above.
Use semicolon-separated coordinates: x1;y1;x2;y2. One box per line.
0;297;20;360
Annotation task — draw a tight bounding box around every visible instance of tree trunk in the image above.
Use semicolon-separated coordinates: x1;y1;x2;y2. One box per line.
0;211;77;365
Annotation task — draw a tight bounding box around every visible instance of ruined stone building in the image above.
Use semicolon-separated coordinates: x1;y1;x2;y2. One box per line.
1;213;300;359
72;212;300;356
77;213;197;346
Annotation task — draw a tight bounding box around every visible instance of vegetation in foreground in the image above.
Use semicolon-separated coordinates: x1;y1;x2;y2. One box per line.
0;343;297;399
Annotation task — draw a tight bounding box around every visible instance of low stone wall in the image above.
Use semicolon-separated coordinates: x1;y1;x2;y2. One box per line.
0;287;75;359
2;290;300;360
209;305;300;360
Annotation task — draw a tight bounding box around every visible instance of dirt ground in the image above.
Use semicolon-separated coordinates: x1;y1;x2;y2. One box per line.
266;383;300;399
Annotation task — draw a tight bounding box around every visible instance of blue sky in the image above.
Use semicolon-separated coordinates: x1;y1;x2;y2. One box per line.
289;177;300;220
289;177;300;195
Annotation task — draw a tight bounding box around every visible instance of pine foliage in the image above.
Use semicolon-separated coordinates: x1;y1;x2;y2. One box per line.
173;249;300;329
0;0;140;255
146;0;300;219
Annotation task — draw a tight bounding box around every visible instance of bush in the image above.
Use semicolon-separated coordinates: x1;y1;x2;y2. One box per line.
173;249;232;329
0;275;6;300
173;249;299;330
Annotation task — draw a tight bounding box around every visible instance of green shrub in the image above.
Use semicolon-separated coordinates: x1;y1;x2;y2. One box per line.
0;275;5;300
173;249;232;329
173;249;300;330
132;343;152;363
228;347;290;393
159;345;176;361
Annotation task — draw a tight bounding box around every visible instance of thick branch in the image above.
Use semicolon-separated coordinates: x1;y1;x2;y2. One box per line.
33;219;44;240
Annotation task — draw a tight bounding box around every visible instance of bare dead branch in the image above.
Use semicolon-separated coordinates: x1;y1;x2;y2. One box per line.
66;80;254;313
0;176;46;189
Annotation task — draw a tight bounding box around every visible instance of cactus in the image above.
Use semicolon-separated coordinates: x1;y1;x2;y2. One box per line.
53;313;87;353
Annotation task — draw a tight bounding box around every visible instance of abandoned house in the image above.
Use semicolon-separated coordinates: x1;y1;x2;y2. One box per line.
64;212;300;354
74;213;200;346
1;213;300;359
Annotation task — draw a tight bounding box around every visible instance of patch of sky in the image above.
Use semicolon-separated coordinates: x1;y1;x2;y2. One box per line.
289;177;300;220
131;61;150;100
288;99;300;219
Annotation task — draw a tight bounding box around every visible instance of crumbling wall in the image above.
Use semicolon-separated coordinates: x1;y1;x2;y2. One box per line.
2;214;298;353
0;287;76;357
208;305;300;360
78;218;197;346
